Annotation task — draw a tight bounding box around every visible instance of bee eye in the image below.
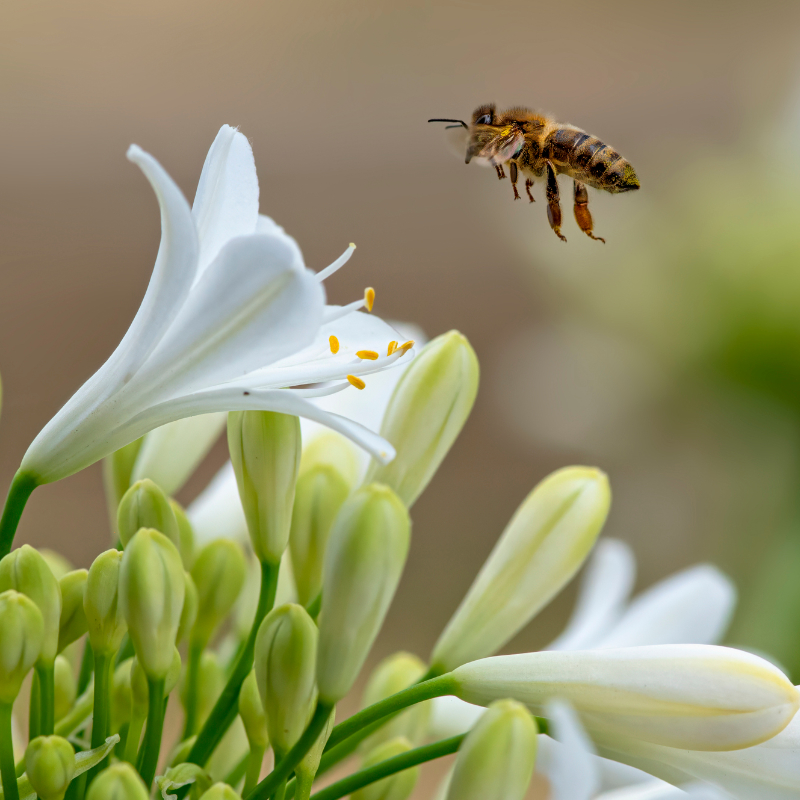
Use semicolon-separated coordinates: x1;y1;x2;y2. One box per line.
477;114;492;125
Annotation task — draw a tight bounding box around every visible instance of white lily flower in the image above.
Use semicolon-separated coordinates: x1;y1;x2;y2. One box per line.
20;125;413;489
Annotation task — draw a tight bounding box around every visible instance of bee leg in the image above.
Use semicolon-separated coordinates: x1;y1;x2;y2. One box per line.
573;180;605;243
510;162;521;200
493;162;506;180
525;178;535;203
545;161;567;242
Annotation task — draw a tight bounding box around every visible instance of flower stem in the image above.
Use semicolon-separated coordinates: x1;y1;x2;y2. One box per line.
55;685;94;738
124;708;146;764
138;677;166;789
0;702;20;800
182;642;203;738
0;470;38;559
243;744;266;797
85;651;112;790
37;662;55;735
77;641;94;695
310;735;465;800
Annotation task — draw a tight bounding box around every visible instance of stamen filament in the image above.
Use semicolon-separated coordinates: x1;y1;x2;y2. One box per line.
315;244;356;283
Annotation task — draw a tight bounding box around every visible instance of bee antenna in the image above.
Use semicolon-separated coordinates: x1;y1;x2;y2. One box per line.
428;118;468;129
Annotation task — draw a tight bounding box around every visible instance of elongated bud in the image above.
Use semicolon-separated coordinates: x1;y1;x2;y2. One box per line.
111;658;133;732
300;432;360;487
119;529;185;680
361;652;431;749
86;762;149;800
117;479;180;550
25;735;76;800
452;645;800;750
191;539;246;648
58;569;88;653
352;737;419;800
255;603;318;755
180;651;224;728
316;484;410;704
290;464;350;607
177;571;198;645
171;499;196;569
131;648;182;714
366;331;479;507
238;670;268;750
228;410;301;564
431;467;611;672
103;438;144;531
53;655;76;722
198;784;242;800
0;589;44;703
0;544;62;666
445;700;537;800
84;549;126;656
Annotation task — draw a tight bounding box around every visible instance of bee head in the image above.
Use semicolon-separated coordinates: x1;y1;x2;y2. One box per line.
471;104;496;127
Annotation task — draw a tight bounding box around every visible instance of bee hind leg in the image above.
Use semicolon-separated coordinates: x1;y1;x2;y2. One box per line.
525;178;535;203
510;162;521;200
545;161;567;242
573;180;605;243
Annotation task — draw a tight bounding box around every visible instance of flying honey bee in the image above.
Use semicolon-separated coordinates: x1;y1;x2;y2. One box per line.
429;104;640;242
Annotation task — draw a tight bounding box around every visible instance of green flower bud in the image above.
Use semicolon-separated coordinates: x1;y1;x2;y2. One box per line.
361;652;430;749
117;479;180;550
445;700;537;800
300;432;359;487
25;735;76;800
431;467;611;673
180;651;224;729
316;485;410;704
130;648;182;714
84;549;127;656
171;499;196;569
103;439;144;530
227;410;301;564
39;550;73;581
198;783;242;800
352;737;419;800
110;657;133;732
255;603;317;755
177;571;198;645
0;589;43;702
58;569;88;653
290;464;350;606
190;539;246;648
366;331;479;507
238;670;268;750
119;528;185;680
86;762;149;800
0;544;62;665
53;654;76;722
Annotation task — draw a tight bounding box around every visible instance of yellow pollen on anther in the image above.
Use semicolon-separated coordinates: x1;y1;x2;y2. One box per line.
364;287;375;312
387;341;398;356
347;375;366;390
399;340;415;353
356;350;379;360
329;335;340;354
350;243;356;249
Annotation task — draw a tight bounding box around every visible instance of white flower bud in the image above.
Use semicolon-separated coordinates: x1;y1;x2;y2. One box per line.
353;737;419;800
57;569;88;653
84;550;126;656
0;589;44;703
117;479;180;550
25;735;76;800
86;762;149;800
53;655;76;723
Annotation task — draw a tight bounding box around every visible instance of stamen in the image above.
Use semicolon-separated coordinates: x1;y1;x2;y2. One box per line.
329;335;340;354
323;298;366;324
399;340;415;353
387;341;398;356
364;287;375;312
347;375;366;390
356;350;379;360
315;243;356;283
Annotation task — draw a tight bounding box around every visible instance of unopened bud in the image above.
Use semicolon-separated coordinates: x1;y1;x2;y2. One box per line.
0;589;43;702
238;670;268;750
180;651;224;729
445;700;537;800
86;762;149;800
255;603;317;755
227;410;301;564
58;569;88;653
0;544;62;666
352;737;419;800
39;550;73;581
53;655;76;722
198;783;242;800
177;571;198;645
84;549;126;656
431;467;611;673
110;658;133;732
290;464;350;607
300;432;359;487
366;331;479;507
171;499;196;569
117;479;180;550
25;735;76;800
119;529;185;680
316;485;410;704
131;648;182;715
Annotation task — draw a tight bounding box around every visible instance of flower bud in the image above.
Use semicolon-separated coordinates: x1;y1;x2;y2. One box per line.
180;651;224;728
290;464;350;606
119;529;185;680
110;657;133;732
300;432;360;487
366;331;479;507
445;700;537;800
177;571;198;645
131;648;182;714
0;544;62;666
352;737;419;800
58;569;88;653
117;479;180;550
238;669;268;750
452;645;800;750
431;467;611;673
361;652;431;749
39;550;73;581
191;539;246;648
25;735;76;800
53;655;76;722
86;762;149;800
255;603;317;755
171;499;196;569
316;485;410;705
0;590;44;702
198;783;242;800
84;549;126;656
227;410;301;564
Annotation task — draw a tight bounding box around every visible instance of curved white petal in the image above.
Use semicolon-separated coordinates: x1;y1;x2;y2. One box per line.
428;695;485;740
596;566;736;649
187;461;249;546
256;214;304;268
542;700;600;800
193;126;259;275
547;539;636;652
594;782;691;799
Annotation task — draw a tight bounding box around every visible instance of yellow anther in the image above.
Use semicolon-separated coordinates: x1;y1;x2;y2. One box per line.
364;287;375;312
356;350;379;360
387;341;398;356
399;340;415;353
350;242;357;249
329;335;340;354
347;375;366;390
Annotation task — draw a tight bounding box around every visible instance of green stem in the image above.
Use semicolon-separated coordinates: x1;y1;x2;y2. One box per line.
0;470;38;559
182;642;203;738
243;744;266;797
293;772;313;800
138;677;166;789
0;702;19;800
55;685;94;737
77;641;94;695
124;709;146;764
85;651;112;790
186;559;280;768
29;668;40;741
37;662;55;735
310;735;465;800
225;752;250;788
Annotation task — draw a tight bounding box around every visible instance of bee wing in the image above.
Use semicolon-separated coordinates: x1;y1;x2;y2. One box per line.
468;129;525;166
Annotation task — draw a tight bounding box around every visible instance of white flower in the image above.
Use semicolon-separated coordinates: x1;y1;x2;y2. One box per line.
21;125;414;486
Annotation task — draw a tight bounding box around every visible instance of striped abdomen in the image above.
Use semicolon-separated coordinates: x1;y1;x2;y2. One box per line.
545;126;639;194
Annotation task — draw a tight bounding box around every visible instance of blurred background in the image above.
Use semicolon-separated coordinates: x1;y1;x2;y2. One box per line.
4;0;800;787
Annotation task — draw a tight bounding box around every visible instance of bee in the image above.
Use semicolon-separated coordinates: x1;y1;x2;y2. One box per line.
429;104;640;242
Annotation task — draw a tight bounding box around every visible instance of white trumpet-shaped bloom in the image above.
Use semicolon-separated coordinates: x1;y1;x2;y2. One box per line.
22;125;414;486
